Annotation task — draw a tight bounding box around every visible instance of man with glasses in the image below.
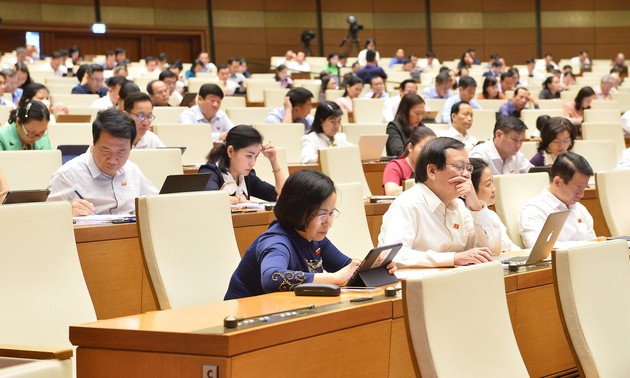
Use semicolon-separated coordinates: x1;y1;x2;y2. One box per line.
178;83;235;142
48;108;157;216
123;92;165;149
378;137;501;267
72;64;108;97
146;80;170;107
470;116;533;174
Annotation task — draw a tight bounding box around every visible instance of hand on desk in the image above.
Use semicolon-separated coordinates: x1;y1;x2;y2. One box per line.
72;199;96;216
454;247;493;266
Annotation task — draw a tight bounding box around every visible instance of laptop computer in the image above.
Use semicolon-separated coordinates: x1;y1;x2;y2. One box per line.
346;243;402;287
159;173;211;194
357;135;388;162
497;209;571;265
2;189;50;204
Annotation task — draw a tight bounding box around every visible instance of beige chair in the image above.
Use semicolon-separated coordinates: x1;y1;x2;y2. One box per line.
560;91;579;101
263;88;290;108
128;148;183;189
342;123;387;144
225;107;273;125
520;109;563;136
136;191;241;309
552;240;630;377
352;98;386;124
476;99;507;112
325;182;374;259
403;262;528;378
403;178;415;191
0;357;70;378
252;123;304;163
187;77;219;94
46;84;75;96
249;146;288;188
493;172;549;248
0;202;97;377
245;79;279;103
572;140;618;173
325;89;345;102
152;106;188;124
537;99;564;110
152;124;213;165
0;105;12;125
424;98;446;123
293;79;321;104
583;109;620;123
64;106;99;122
596;170;630;235
470;109;496;141
219;96;246;110
47;123;92;149
610;92;630;112
519;140;538;160
590;99;620;111
0;150;62;190
51;94;98;107
319;146;371;197
581;122;626;158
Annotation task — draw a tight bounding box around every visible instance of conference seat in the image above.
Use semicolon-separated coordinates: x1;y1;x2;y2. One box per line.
0;202;97;378
46;84;75;96
263;88;290;108
225;107;273;125
590;99;620;111
0;150;62;190
493;172;549;248
583;109;621;123
352;98;386;124
610;92;630;112
128;148;183;190
47;123;92;149
537;99;564;110
325;182;374;259
0;105;14;125
245;79;279;104
152;106;188;124
470;109;496;141
319;146;371;197
596;170;630;235
552;240;630;377
247;146;288;188
63;106;99;122
560;91;578;102
219;96;246;111
293;79;321;104
424;98;446;124
152;124;213;166
520;109;563;137
325;89;345;102
252;123;303;164
403;178;415;191
476;99;507;112
51;94;98;107
186;77;219;94
341;123;387;144
136;191;241;309
571;140;617;173
581;122;626;158
403;262;528;378
519;140;538;160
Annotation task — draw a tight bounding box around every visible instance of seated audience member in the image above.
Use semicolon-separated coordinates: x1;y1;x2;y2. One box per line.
239;58;251;78
47;108;158;216
114;48;128;66
199;125;285;204
185;59;204;80
338;53;349;67
123;92;165;149
386;93;426;157
363;76;388;99
113;64;128;78
539;76;561;99
612;52;628;78
227;57;245;87
197;51;217;73
457;50;474;71
357;50;387;84
469;158;519;252
1;69;22;105
499;70;517;94
217;64;240;96
274;64;293;89
140;56;158;76
470;116;532;174
382;79;418;123
378;137;501;268
92;76;127;109
0;168;8;204
382;127;436;195
318;75;338;103
14;62;33;90
71;64;108;97
531;117;576;166
0;72;15;106
615;147;630;170
158;70;183;106
498;87;539;118
101;50;116;70
277;50;295;67
301;101;352;164
483;60;504;78
156;53;168;70
561;71;576;90
421;71;453;100
571;50;591;71
477;76;505;100
334;76;363;115
116;82;140;111
357;39;381;67
146;80;170;107
536;53;558;72
389;49;406;68
264;87;314;133
40;50;67;77
0;101;50;150
438;101;477;152
441;76;482;123
417;50;440;71
525;58;544;81
179;83;235;142
225;169;394;299
520;152;602;248
594;75;617;100
287;51;311;74
324;53;339;78
563;86;596;126
16;83;69;122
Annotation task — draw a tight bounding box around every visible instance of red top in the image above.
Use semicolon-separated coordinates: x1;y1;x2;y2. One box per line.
382;158;413;193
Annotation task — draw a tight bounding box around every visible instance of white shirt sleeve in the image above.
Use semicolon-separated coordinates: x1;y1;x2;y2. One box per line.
300;134;319;164
519;201;550;249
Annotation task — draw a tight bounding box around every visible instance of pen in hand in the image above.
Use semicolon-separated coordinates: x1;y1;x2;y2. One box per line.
74;190;96;215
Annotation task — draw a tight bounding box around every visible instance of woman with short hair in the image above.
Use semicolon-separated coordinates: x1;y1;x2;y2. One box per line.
300;101;352;163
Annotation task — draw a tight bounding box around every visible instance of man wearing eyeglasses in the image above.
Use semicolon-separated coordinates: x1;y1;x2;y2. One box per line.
378;137;502;268
123;92;165;149
71;64;108;97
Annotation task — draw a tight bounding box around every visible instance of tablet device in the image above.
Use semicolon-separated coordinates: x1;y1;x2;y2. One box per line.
346;243;402;287
423;110;439;122
180;92;197;107
2;189;50;204
157;146;187;155
159;173;211;194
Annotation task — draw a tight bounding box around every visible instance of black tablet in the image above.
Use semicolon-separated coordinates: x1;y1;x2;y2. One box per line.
346;243;402;287
159;173;211;194
2;189;50;204
180;92;197;107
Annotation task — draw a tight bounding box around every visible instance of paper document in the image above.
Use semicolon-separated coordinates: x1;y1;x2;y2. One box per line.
73;214;136;224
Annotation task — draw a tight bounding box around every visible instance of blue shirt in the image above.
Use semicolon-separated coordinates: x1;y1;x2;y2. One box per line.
357;65;388;84
71;84;108;97
441;95;483;123
225;221;351;299
263;107;314;134
497;102;538;118
421;86;451;100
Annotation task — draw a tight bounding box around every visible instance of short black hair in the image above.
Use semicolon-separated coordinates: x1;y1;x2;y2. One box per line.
158;70;177;81
199;83;225;99
124;92;153;113
435;71;452;85
287;87;313;107
538;117;576;153
402;126;436;158
458;76;477;89
87;64;104;76
525;58;536;64
450;101;470;117
493;116;528;139
107;75;127;88
274;169;336;231
114;48;126;56
145;55;156;63
227;57;239;65
119;82;141;103
17;83;47;108
550;151;593;184
469;158;489;193
146;80;161;95
366;50;376;62
415;137;465;183
399;79;417;92
426;50;436;58
92;108;137;147
310;101;343;134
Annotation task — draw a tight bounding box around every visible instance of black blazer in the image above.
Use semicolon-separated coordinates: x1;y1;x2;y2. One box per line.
199;162;277;202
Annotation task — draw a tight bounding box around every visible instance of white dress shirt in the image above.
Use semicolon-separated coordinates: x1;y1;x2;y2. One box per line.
91;95;114;109
300;132;351;163
178;105;235;142
381;95;401;123
469;141;532;175
134;131;165;149
519;187;596;249
357;49;381;67
615;148;630;170
47;147;158;215
362;91;390;99
488;208;519;252
438;127;479;152
168;91;183;107
378;183;502;268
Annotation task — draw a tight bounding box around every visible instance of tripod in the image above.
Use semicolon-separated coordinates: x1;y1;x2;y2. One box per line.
339;31;360;54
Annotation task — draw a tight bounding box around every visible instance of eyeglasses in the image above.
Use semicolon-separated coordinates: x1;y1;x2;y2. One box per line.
130;113;156;122
312;208;340;223
20;122;48;139
447;163;474;174
551;138;572;145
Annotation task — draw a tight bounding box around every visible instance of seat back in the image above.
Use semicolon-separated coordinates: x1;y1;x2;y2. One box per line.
403;263;528;378
319;146;371;197
520;109;564;137
596;170;630;235
553;240;630;378
424;98;446;124
152;124;213;165
610;92;630;112
326;182;374;259
581;122;626;158
152;107;188;124
136;191;241;309
263;88;290;108
47;123;92;149
0;105;12;125
537;99;564;110
245;79;279;103
252;123;304;163
293;80;321;104
225;107;273;125
64;106;99;122
571;140;618;173
476;99;507;112
493;172;549;248
352;98;386;123
0;150;62;190
249;146;288;188
50;94;98;107
219;96;246;110
342;123;387;144
583;109;621;123
470;109;496;141
519;140;538;160
325;89;345;102
590;99;620;110
128;148;183;190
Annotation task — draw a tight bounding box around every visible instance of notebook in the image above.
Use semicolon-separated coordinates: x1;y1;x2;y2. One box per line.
159;173;211;194
497;209;571;265
2;189;50;204
346;243;402;287
358;134;388;162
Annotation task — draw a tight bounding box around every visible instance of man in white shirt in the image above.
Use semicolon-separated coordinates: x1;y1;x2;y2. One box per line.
362;76;389;99
217;64;239;96
593;75;617;101
227;57;245;86
382;79;418;123
438;101;477;152
469;116;533;174
520;152;601;249
178;83;235;142
147;80;170;107
287;51;311;74
615;147;630;169
570;50;591;71
91;76;127;109
264;87;314;133
378;137;500;267
417;50;440;72
159;70;183;107
40;50;67;77
124;92;165;149
440;76;482;123
198;52;217;73
47;108;158;216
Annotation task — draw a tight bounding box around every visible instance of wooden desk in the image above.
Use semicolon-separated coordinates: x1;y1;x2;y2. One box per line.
70;267;576;377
